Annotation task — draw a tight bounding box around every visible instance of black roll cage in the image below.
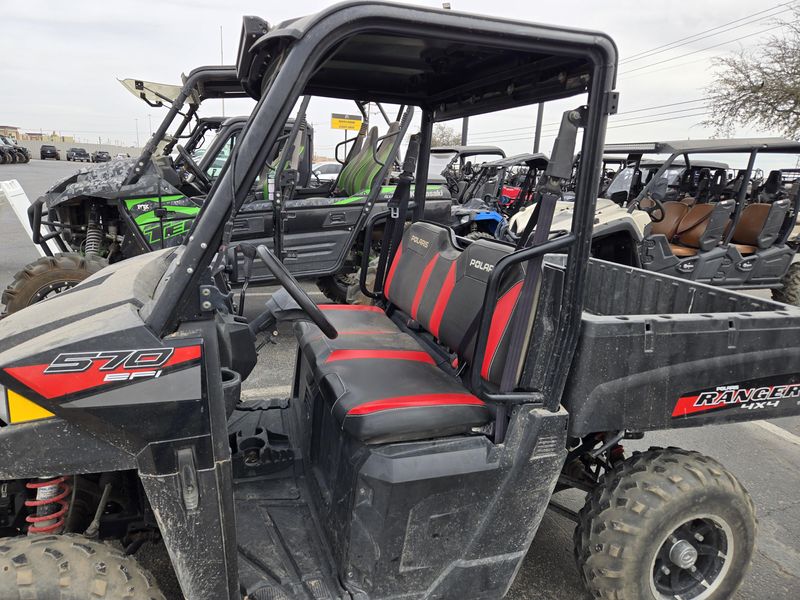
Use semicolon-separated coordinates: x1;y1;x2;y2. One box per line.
145;2;618;413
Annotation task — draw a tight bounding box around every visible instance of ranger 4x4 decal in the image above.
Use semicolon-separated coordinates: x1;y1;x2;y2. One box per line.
673;379;800;418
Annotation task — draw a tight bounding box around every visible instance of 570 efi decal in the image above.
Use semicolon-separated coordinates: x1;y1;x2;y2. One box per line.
4;345;201;400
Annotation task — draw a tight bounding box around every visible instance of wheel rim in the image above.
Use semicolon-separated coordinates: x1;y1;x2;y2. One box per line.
31;280;81;303
649;514;734;600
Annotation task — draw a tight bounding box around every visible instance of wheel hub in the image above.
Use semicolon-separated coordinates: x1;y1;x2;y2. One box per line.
651;515;734;600
669;539;698;569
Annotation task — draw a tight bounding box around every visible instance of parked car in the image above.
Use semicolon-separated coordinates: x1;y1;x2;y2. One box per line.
40;144;60;160
91;150;111;163
66;147;90;162
115;152;130;159
311;161;342;185
0;136;30;163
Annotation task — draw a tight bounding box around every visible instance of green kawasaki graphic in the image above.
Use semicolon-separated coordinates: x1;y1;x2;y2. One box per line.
124;195;200;246
333;184;448;205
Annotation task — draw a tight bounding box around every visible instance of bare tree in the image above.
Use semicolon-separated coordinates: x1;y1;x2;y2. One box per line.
431;123;461;146
705;8;800;138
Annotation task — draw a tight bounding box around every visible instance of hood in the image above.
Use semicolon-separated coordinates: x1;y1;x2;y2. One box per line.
509;198;644;236
0;250;174;366
42;157;183;209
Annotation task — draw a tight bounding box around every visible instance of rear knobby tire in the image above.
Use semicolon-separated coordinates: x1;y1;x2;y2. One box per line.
0;534;166;600
465;230;495;241
574;447;756;600
772;262;800;307
1;253;108;316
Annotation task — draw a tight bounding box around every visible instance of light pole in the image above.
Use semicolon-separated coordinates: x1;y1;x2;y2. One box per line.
148;114;153;136
135;118;140;147
220;26;225;117
533;103;544;153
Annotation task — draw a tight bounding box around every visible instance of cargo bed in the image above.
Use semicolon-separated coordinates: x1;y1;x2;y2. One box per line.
560;259;800;437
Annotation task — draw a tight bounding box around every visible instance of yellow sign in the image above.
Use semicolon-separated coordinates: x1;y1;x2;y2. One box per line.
331;113;363;131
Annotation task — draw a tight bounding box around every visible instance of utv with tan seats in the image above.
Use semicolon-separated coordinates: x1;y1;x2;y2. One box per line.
1;5;799;600
510;139;800;305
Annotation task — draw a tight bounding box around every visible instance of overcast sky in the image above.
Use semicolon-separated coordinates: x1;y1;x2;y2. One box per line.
1;0;795;164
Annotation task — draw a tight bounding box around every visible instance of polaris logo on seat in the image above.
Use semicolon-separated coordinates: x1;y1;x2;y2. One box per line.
410;235;430;249
470;259;494;273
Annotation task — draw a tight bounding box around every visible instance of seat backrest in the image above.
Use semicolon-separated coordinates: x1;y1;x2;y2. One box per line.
335;127;378;196
695;169;711;202
383;222;525;385
709;169;727;198
651;201;689;239
349;122;400;196
763;170;783;195
732;200;791;249
678;168;693;196
675;200;735;250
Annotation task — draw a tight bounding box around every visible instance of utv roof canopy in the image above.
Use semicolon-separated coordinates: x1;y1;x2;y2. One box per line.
606;138;800;155
236;2;617;120
478;152;549;169
431;146;506;157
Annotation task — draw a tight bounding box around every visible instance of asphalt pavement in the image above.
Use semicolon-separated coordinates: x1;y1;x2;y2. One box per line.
0;161;798;599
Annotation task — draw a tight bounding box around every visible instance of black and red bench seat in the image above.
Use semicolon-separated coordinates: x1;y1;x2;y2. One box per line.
295;222;527;444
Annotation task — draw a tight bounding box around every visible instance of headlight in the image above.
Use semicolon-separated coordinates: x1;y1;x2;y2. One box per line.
0;383;53;426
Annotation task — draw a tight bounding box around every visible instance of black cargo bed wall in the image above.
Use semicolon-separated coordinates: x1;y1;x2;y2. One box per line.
557;258;800;437
582;259;786;316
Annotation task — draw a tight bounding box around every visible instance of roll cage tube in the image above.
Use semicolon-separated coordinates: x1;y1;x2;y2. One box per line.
272;95;312;262
146;4;618;337
413;110;434;221
125;66;240;186
162;104;198;157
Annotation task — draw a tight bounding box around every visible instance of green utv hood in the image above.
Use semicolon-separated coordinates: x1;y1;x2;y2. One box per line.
39;157;200;249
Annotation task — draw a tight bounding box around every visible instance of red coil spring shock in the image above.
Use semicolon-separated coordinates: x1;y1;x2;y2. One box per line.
25;476;71;534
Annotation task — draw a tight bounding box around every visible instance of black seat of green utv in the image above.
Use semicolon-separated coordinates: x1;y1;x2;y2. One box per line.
294;222;527;444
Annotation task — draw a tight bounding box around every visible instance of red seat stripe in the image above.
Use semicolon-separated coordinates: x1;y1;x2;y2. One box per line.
319;304;384;313
411;254;439;321
429;261;456;338
383;246;403;300
347;393;484;415
326;349;435;364
481;281;524;380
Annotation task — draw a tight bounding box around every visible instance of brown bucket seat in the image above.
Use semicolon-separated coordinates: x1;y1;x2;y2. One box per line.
650;201;690;239
730;200;792;255
669;200;735;257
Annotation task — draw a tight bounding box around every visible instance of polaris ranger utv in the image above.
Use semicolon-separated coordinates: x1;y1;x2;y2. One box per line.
1;4;799;600
509;139;800;305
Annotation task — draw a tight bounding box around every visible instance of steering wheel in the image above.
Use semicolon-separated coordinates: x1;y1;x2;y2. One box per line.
254;245;338;339
175;145;211;189
638;195;666;223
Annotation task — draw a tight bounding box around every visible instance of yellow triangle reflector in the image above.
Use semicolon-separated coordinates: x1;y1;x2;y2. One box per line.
7;390;54;423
